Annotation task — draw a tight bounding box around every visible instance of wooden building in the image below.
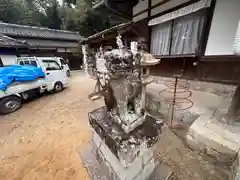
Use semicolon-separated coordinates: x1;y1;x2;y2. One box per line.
0;22;84;70
83;0;240;120
84;0;240;84
131;0;240;84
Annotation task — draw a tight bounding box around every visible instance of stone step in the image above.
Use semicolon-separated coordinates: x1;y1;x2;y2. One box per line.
186;113;240;164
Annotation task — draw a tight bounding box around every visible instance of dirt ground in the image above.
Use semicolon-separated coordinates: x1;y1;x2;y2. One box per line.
0;71;103;180
0;72;231;180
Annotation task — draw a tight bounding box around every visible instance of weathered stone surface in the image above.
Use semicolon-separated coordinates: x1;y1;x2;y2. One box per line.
186;114;240;163
89;107;163;167
94;131;156;180
79;138;172;180
86;37;164;180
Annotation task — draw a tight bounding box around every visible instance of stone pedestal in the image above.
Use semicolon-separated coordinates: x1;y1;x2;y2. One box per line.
79;133;173;180
94;132;156;180
84;37;165;180
83;107;163;180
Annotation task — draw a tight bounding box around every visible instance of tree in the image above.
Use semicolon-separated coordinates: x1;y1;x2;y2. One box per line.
29;0;62;29
0;0;25;24
45;0;62;29
59;0;112;36
0;0;118;36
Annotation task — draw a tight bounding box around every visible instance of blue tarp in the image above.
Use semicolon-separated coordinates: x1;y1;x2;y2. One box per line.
0;65;45;91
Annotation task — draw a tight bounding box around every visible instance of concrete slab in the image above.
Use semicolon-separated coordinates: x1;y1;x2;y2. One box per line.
186;113;240;164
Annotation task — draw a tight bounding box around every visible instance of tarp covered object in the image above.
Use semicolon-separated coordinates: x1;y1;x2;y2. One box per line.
0;65;45;91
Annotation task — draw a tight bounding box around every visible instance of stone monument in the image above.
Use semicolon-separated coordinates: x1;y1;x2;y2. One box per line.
84;35;164;180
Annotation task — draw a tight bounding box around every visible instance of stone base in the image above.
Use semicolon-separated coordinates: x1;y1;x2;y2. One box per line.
186;114;240;164
79;132;172;180
94;131;155;180
89;107;163;167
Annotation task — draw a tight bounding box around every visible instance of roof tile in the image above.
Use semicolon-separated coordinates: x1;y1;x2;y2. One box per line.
0;22;84;41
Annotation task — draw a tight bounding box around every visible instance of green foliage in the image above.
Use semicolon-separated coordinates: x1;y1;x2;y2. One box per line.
0;0;114;35
59;0;114;36
0;0;25;24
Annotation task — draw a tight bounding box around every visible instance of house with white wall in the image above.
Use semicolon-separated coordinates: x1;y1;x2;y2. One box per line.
132;0;240;57
127;0;240;83
84;0;240;83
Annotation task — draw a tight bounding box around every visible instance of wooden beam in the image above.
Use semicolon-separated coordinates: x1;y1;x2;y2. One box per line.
147;0;152;52
81;21;133;43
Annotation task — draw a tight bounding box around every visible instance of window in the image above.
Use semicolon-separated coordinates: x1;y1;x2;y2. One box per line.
30;61;37;67
42;60;61;70
171;11;205;55
151;11;206;56
60;58;67;65
19;60;37;67
151;21;171;55
233;20;240;55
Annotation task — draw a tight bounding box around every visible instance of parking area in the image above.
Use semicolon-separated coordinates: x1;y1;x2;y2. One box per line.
0;71;103;180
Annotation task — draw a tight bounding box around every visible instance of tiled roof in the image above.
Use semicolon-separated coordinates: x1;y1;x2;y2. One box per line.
0;34;79;48
0;22;84;41
0;34;28;47
20;38;79;48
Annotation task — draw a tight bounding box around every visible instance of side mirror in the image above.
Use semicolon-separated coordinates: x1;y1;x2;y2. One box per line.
61;65;64;70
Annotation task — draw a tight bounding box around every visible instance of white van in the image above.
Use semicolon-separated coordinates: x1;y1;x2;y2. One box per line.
37;57;71;77
17;57;68;92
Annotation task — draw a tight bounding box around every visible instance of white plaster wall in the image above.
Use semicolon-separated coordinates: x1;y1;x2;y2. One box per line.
205;0;240;56
151;0;190;16
0;55;17;66
133;0;191;20
57;48;66;52
133;12;148;22
57;0;63;6
133;0;148;16
151;0;164;6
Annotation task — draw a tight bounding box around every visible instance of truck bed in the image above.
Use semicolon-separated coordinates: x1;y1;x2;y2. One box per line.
0;79;47;99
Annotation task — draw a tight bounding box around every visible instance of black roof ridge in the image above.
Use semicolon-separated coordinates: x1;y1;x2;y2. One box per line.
0;22;80;35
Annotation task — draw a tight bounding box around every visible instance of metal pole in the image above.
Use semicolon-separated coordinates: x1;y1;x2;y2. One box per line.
170;75;178;127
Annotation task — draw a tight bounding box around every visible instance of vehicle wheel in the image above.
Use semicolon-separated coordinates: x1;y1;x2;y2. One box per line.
54;82;64;93
0;96;22;114
66;70;71;77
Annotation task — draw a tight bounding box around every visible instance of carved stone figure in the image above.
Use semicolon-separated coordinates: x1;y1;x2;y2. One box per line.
87;35;163;180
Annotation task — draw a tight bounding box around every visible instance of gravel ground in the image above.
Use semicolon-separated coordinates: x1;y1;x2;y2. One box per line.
0;72;231;180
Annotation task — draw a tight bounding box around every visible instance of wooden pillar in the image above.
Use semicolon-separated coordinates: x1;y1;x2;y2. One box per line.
147;0;152;53
227;85;240;122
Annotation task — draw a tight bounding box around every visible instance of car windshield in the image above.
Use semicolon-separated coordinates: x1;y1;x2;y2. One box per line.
60;58;67;65
42;60;60;70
